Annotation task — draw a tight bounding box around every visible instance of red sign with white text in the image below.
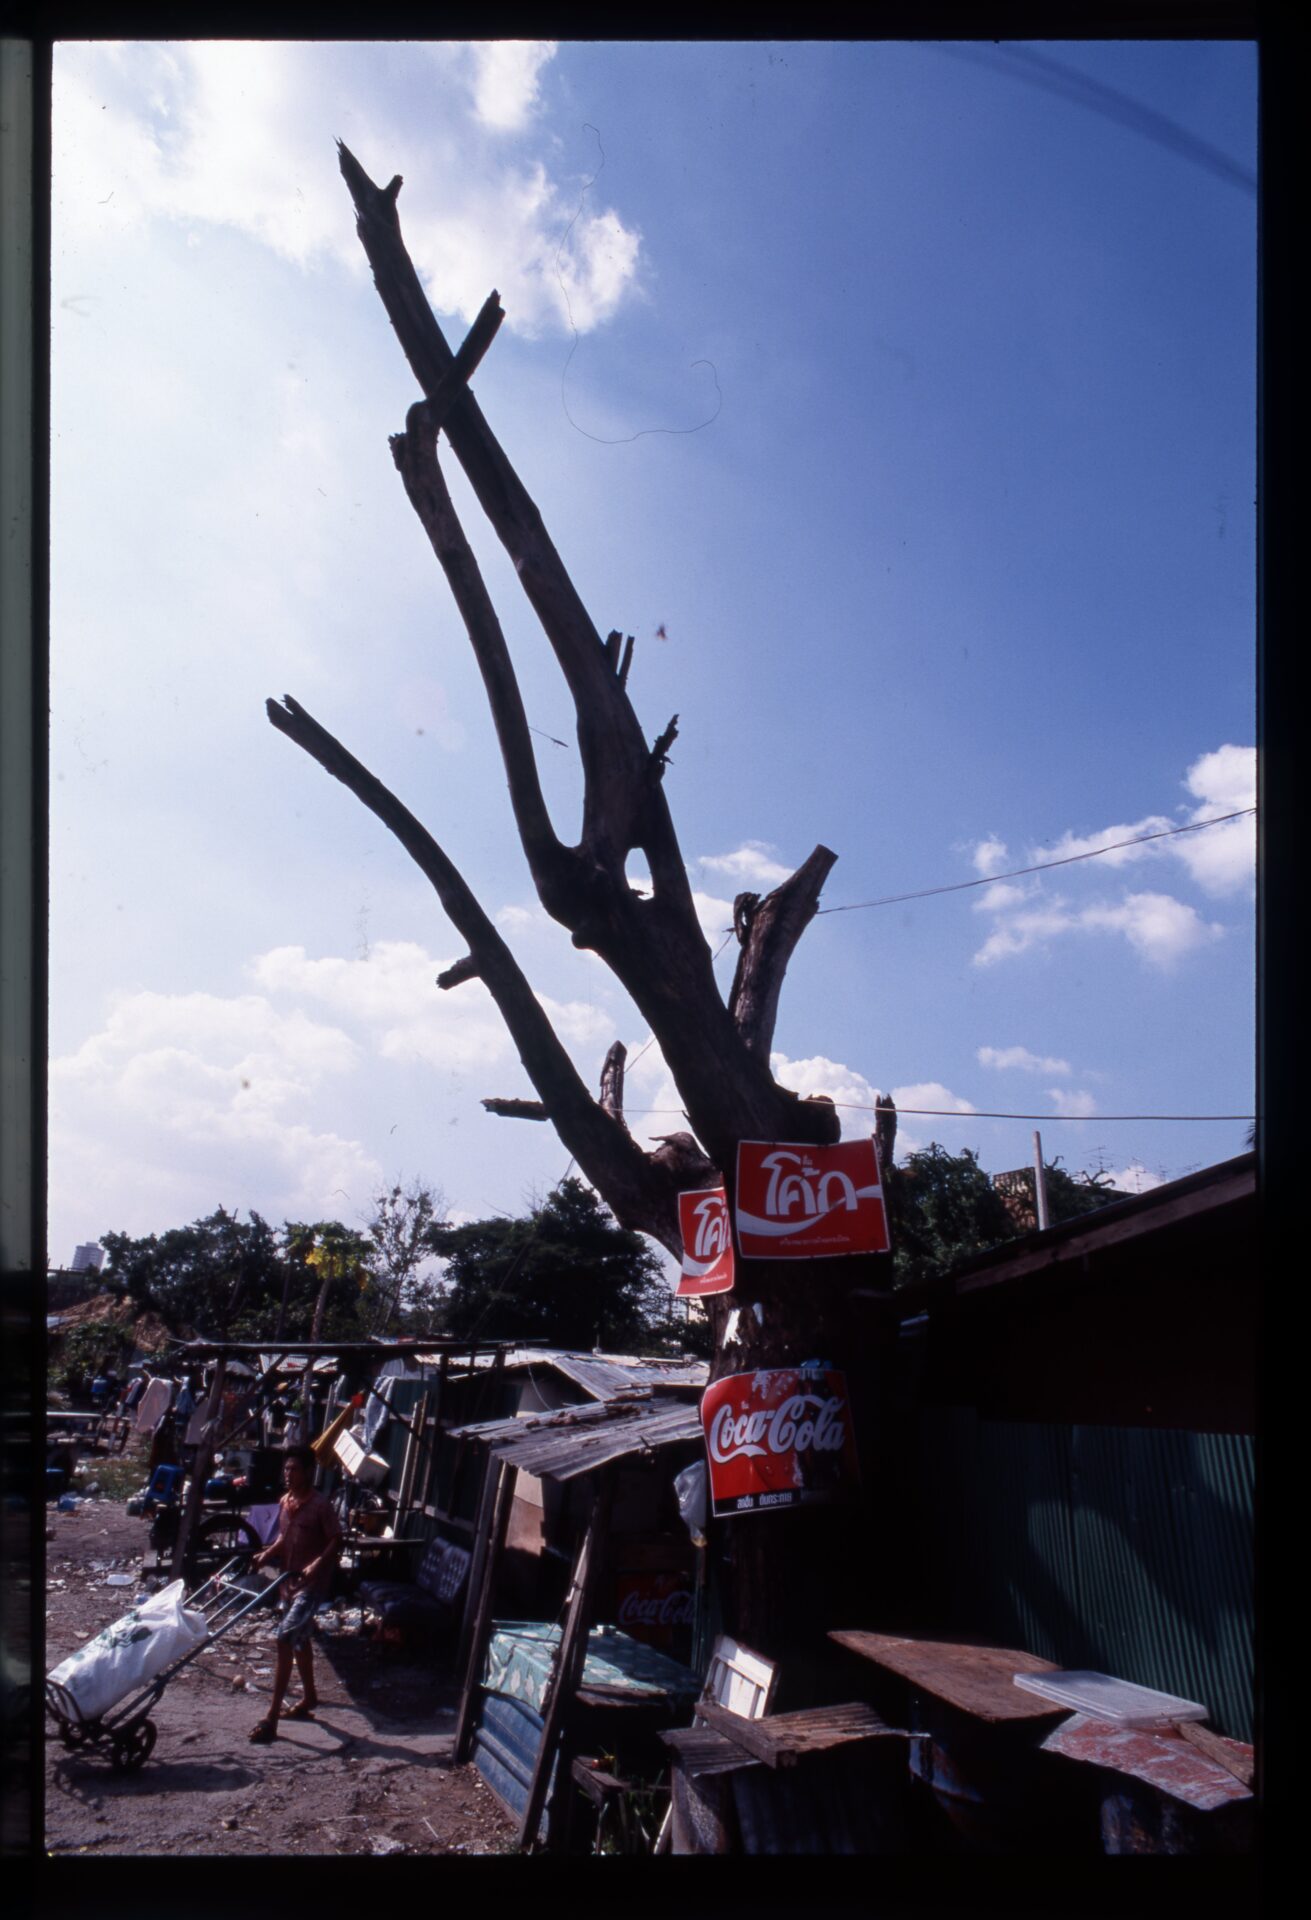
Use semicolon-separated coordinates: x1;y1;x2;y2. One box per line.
614;1571;695;1649
734;1138;889;1259
677;1186;735;1296
701;1368;860;1517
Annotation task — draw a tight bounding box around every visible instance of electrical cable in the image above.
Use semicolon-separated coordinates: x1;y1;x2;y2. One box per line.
816;809;1254;916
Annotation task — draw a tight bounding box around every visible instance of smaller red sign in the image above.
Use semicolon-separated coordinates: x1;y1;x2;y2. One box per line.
701;1368;860;1517
677;1186;735;1296
735;1138;889;1259
614;1571;695;1649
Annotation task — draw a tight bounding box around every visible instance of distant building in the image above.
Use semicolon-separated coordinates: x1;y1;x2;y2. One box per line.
71;1243;106;1274
991;1167;1037;1231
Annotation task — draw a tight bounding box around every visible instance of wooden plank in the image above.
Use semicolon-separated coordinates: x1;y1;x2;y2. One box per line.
170;1357;227;1578
829;1629;1067;1723
696;1699;894;1768
662;1725;762;1778
453;1460;517;1763
1175;1721;1255;1789
517;1466;615;1850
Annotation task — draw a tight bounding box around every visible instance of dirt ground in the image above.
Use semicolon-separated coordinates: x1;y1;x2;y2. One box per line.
43;1440;518;1858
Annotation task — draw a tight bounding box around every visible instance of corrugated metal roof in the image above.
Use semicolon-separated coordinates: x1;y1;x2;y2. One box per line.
447;1393;704;1481
432;1347;708;1399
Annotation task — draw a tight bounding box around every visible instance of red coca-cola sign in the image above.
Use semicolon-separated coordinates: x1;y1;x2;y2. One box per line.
701;1368;860;1517
677;1185;735;1296
614;1571;695;1648
735;1138;889;1259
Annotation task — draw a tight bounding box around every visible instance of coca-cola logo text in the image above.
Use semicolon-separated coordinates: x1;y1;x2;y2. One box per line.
706;1392;847;1464
617;1588;694;1629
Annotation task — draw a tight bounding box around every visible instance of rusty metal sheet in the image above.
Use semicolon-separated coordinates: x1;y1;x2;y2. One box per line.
829;1629;1066;1722
1039;1713;1253;1812
696;1699;896;1768
448;1396;704;1480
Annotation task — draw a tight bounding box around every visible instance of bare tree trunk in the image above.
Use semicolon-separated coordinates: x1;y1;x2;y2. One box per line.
266;145;895;1667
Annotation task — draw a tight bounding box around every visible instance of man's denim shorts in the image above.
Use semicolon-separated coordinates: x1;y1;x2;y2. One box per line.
275;1587;318;1649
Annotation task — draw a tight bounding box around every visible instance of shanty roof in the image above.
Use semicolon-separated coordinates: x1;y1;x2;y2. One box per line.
430;1347;708;1401
447;1392;704;1481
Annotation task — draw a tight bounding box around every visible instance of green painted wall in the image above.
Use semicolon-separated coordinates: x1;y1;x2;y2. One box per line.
909;1410;1254;1741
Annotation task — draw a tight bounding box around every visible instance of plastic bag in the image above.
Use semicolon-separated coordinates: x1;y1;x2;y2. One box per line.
48;1578;207;1721
673;1460;708;1547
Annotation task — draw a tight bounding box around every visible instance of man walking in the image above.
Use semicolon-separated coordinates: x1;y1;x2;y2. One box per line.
248;1446;341;1742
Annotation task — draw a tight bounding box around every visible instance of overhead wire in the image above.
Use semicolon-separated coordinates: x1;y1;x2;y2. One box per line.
816;809;1255;916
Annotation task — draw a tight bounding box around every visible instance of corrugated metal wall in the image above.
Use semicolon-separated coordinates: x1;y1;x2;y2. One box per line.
910;1410;1254;1741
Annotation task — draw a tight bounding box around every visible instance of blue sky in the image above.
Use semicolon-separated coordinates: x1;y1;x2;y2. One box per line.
48;39;1256;1275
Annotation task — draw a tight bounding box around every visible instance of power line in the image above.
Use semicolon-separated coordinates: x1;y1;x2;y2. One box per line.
816;809;1254;917
623;1105;1250;1122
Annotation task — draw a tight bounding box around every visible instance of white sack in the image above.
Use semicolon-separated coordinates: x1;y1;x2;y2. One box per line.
48;1579;207;1721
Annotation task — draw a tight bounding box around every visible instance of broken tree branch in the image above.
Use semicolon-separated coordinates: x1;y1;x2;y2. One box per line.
265;693;668;1230
338;142;693;897
390;405;583;916
728;845;839;1060
599;1042;627;1129
437;955;481;991
482;1098;549;1121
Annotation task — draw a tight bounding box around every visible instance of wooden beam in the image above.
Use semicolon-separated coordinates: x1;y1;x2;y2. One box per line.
170;1357;227;1580
454;1459;518;1764
517;1466;615;1850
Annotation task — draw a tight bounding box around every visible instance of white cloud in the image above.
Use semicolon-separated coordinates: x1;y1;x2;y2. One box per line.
466;41;557;131
972;837;1008;877
890;1081;978;1116
1048;1088;1097;1117
769;1052;886;1138
692;890;735;945
251;940;514;1073
1035;814;1173;870
1078;892;1224;969
973;889;1222;970
1103;1162;1166;1195
698;843;794;888
972;897;1082;966
53;42;641;338
536;994;616;1048
974;881;1028;914
48;985;380;1247
978;1044;1073;1076
1175;744;1256;896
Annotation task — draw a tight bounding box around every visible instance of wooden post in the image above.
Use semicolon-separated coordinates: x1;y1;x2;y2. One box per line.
455;1438;500;1677
517;1466;616;1852
1033;1130;1051;1230
171;1357;227;1580
454;1457;517;1764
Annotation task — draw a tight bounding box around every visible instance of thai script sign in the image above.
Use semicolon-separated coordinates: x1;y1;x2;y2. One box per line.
701;1368;860;1516
734;1138;889;1259
677;1185;735;1296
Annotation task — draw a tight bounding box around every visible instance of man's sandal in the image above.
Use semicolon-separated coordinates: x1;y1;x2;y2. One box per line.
284;1700;317;1721
249;1719;277;1743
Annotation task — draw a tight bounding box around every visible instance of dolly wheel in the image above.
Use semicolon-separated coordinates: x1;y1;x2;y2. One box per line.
111;1721;157;1772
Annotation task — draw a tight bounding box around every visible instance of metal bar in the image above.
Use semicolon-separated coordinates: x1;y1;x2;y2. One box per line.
453;1460;517;1764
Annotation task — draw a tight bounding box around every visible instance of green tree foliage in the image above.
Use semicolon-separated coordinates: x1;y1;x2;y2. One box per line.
887;1143;1117;1289
99;1209;376;1341
101;1208;282;1338
363;1179;448;1334
428;1178;686;1353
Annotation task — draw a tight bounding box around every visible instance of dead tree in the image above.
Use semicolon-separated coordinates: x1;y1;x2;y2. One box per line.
267;146;895;1659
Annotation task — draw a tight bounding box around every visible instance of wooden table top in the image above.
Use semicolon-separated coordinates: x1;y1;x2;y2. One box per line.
829;1629;1068;1724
